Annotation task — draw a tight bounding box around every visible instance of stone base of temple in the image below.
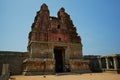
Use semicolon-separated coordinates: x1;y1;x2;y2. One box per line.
22;58;55;75
23;58;91;75
69;59;91;73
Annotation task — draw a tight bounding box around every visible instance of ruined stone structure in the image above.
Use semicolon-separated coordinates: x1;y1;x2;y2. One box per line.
98;54;120;73
23;4;89;75
0;51;27;75
1;4;120;77
0;51;27;79
83;55;101;72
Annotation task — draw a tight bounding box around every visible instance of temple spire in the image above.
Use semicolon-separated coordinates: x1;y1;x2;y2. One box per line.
40;3;49;11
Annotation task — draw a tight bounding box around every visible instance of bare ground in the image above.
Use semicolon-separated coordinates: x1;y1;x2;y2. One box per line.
10;73;120;80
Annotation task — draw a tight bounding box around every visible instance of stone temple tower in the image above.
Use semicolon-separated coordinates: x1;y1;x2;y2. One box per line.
23;3;89;75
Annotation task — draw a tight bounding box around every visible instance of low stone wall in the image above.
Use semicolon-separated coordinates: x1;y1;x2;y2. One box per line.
0;74;10;80
0;51;27;75
83;55;102;72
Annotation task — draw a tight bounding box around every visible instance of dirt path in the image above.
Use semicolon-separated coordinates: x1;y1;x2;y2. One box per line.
10;73;120;80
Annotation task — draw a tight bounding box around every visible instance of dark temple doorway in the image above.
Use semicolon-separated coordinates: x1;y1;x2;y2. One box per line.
54;47;65;73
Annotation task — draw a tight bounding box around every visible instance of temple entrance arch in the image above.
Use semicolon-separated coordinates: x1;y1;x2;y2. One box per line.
54;47;65;73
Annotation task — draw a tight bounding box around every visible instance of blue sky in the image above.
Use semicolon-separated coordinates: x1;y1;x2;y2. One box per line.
0;0;120;55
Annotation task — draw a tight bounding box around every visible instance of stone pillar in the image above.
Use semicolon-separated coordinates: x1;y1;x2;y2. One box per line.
113;57;118;70
2;64;9;75
105;57;109;70
98;57;102;70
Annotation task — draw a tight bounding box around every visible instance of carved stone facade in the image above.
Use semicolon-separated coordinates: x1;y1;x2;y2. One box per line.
23;4;89;75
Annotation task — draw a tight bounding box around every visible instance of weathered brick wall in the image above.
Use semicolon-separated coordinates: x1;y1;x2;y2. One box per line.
0;51;27;75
